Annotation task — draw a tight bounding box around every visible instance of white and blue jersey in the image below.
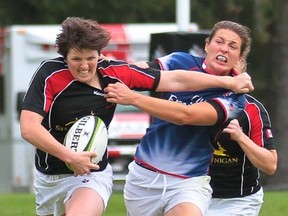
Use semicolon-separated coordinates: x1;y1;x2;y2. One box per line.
134;52;245;178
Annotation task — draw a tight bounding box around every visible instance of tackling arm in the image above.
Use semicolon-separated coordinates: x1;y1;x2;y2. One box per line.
157;70;254;94
104;82;218;126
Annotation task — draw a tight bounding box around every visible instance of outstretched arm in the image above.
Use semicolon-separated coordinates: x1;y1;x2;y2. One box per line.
157;70;254;93
104;82;218;126
99;56;254;93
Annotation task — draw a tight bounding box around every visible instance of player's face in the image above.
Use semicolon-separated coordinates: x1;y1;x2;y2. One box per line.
66;48;99;85
204;29;242;75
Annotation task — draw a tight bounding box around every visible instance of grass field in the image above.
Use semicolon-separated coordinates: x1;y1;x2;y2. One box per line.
0;190;287;216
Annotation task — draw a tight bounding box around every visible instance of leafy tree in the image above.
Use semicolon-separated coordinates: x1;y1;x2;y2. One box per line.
0;0;176;25
265;0;288;187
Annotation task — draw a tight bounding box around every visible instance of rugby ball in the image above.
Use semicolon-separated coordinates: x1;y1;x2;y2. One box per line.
64;115;108;169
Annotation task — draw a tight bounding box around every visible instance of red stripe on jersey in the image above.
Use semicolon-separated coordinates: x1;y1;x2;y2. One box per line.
98;63;156;89
245;101;264;147
44;69;75;112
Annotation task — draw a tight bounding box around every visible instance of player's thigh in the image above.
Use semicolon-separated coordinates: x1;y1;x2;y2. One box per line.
65;165;113;216
164;176;212;216
65;187;104;216
165;202;202;216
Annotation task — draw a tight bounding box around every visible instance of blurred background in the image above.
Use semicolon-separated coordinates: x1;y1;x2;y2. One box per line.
0;0;287;193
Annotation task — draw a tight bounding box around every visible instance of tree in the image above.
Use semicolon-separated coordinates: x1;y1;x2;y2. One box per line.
265;0;288;188
0;0;176;25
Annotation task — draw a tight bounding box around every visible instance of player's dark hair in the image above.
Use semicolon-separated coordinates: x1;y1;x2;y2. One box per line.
206;20;252;59
56;17;111;59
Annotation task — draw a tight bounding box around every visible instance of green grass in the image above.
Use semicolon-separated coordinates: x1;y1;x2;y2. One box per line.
0;192;126;216
0;190;287;216
104;192;126;216
0;193;35;215
259;190;288;216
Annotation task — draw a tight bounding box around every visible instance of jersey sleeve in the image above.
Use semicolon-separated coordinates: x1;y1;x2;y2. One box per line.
21;61;51;116
207;92;246;125
156;52;201;70
246;96;276;150
98;59;161;91
147;61;161;70
22;58;73;116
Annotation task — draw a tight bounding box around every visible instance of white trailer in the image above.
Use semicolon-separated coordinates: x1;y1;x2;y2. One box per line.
0;25;61;193
0;23;199;192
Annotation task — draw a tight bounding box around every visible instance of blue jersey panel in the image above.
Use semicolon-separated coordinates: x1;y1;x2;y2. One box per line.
135;52;245;178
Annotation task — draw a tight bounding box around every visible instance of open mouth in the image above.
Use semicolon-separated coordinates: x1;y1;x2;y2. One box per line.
216;55;228;63
79;70;89;75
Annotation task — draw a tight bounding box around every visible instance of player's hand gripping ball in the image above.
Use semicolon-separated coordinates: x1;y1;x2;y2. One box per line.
64;115;108;170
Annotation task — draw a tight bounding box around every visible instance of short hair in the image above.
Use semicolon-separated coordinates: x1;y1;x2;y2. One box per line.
56;17;111;59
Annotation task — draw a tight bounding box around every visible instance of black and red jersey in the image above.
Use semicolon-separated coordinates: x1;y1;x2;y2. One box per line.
209;94;276;198
21;57;160;175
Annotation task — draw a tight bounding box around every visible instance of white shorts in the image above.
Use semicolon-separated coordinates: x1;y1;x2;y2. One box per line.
34;164;113;216
124;161;212;216
206;187;264;216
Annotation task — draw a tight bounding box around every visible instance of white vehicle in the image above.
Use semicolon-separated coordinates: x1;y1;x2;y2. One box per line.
0;23;200;192
108;102;151;180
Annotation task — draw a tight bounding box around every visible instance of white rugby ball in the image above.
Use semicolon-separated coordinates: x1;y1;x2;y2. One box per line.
64;115;108;169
